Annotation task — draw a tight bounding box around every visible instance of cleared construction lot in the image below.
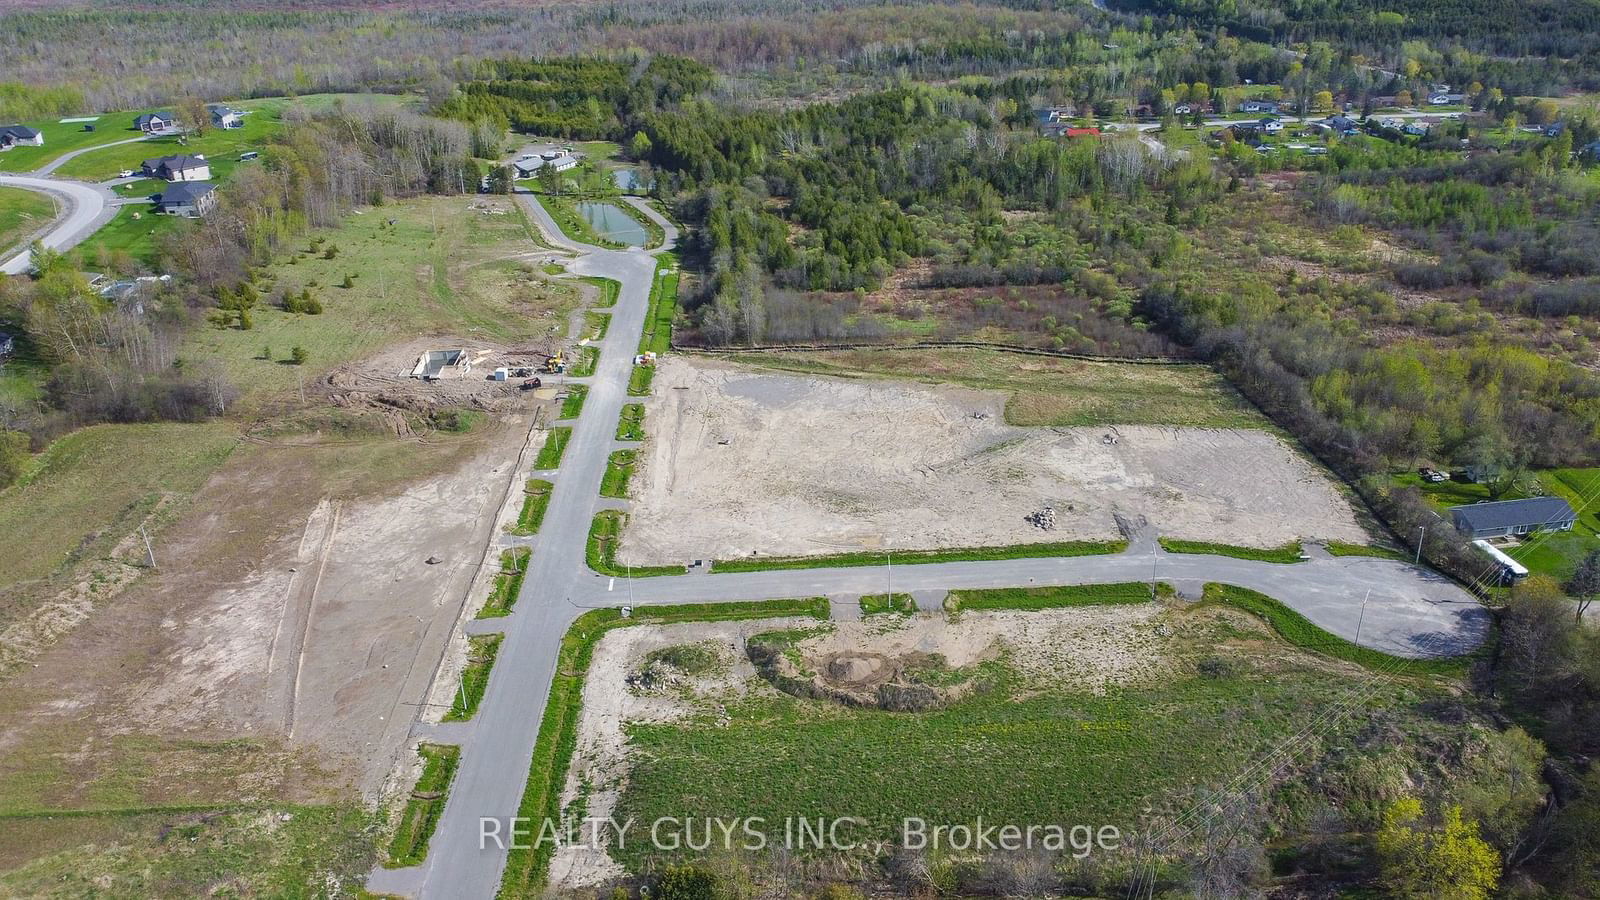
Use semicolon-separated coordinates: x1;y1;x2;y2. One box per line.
619;357;1370;565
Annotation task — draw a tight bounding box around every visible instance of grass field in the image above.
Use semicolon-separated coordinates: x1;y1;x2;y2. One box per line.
639;256;678;355
383;743;460;867
627;364;654;396
0;120;147;173
711;539;1127;574
734;348;1266;428
498;598;830;896
1325;541;1407;560
567;345;599;378
1394;466;1600;578
444;634;502;722
615;403;645;441
0;424;238;599
0;804;375;896
477;548;531;618
533;427;572;470
1158;538;1305;563
580;275;620;308
946;582;1157;611
583;311;610;341
600;449;636;499
0;186;54;252
70;202;186;267
508;480;553;537
182;195;574;410
609;620;1433;872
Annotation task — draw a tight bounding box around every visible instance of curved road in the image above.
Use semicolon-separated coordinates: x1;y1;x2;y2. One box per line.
0;134;151;275
367;189;1488;900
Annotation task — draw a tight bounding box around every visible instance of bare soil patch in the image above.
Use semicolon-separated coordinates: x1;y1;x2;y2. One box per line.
619;358;1368;565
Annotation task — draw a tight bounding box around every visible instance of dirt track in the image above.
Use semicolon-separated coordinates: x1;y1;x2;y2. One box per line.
619;359;1369;565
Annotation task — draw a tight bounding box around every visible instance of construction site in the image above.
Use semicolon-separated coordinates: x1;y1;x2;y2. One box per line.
617;357;1372;566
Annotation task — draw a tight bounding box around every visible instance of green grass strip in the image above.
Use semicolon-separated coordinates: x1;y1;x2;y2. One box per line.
499;597;828;894
586;510;685;576
1324;541;1407;560
477;548;531;618
1201;583;1470;676
946;582;1159;611
508;480;553;537
383;743;460;868
559;385;587;420
627;364;655;396
1159;538;1305;563
600;449;636;499
443;634;502;722
637;256;679;355
584;311;610;341
580;276;620;308
712;539;1127;574
567;346;599;378
616;403;646;441
859;593;917;615
534;427;572;470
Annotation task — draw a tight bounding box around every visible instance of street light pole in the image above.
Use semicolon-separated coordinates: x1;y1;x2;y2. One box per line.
1415;525;1428;565
886;552;892;601
1354;589;1372;648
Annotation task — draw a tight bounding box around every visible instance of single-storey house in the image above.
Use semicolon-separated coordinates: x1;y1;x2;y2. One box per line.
1239;100;1280;114
1064;127;1101;138
141;154;211;182
134;111;176;133
154;181;217;217
1258;116;1283;134
1323;115;1359;134
0;125;44;149
1450;496;1577;539
1428;93;1467;106
209;105;244;129
514;153;578;178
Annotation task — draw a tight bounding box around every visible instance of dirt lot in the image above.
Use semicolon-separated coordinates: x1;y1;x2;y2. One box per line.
0;403;542;832
549;604;1181;889
619;358;1369;565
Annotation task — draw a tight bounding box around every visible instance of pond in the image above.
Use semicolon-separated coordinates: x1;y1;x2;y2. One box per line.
611;167;645;192
577;201;649;247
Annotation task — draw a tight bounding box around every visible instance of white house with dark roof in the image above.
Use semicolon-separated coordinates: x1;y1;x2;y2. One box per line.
141;154;211;182
134;111;176;133
209;105;244;129
154;182;217;217
0;125;43;149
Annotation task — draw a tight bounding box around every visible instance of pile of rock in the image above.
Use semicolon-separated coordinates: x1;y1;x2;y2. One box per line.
1025;505;1058;530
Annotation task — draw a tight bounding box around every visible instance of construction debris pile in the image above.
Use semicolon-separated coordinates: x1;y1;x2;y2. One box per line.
1025;505;1057;531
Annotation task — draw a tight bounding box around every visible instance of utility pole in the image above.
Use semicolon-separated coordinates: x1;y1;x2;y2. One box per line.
627;564;634;606
139;524;156;568
886;551;892;601
1354;589;1372;648
1415;524;1427;565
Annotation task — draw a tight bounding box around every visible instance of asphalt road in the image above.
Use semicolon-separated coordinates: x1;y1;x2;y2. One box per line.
0;135;151;275
369;188;1489;900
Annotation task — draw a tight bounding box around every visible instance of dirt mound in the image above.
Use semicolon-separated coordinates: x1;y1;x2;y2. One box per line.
748;637;989;712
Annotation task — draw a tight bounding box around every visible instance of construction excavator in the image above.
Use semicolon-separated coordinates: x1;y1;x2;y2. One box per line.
542;350;566;374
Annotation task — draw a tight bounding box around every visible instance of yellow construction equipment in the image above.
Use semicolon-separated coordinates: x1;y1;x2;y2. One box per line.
542;350;565;374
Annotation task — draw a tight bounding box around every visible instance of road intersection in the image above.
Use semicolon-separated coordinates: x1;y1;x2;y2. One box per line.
369;189;1489;899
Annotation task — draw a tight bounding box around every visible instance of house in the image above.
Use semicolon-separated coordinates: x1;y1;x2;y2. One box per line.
134;111;175;133
1064;127;1100;138
0;331;14;358
0;125;44;149
411;349;473;379
1450;496;1577;539
140;154;211;182
514;153;577;178
153;181;217;217
1543;121;1566;138
1323;115;1359;134
1238;100;1280;114
1428;93;1466;106
1258;116;1283;134
1034;106;1077;136
208;105;244;129
1368;95;1400;109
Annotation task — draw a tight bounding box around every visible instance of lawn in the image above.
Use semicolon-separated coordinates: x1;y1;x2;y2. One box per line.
1394;467;1600;579
946;582;1157;611
615;403;645;441
558;385;587;420
51;100;287;183
0;186;54;251
567;345;599;378
736;348;1266;428
383;743;460;867
182;195;574;410
580;275;620;308
1158;538;1305;563
858;592;916;615
476;548;531;618
0;117;148;173
70;201;186;267
586;511;684;577
639;261;679;356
